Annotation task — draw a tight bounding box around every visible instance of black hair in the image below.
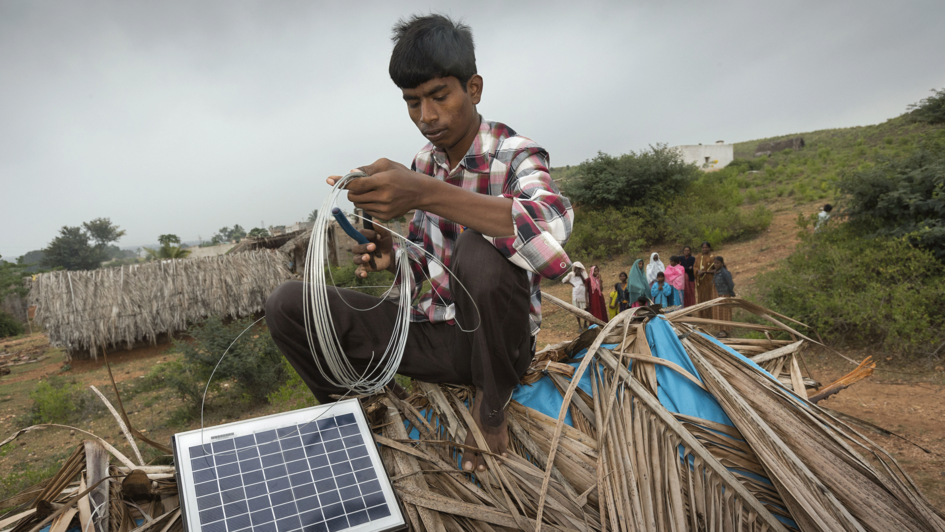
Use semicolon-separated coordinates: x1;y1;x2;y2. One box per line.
618;271;627;278
683;246;691;253
669;255;679;262
637;295;649;304
714;256;726;267
701;241;712;250
824;204;833;212
656;271;665;278
389;14;477;90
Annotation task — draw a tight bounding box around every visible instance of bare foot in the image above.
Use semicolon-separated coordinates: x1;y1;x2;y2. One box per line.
461;389;509;472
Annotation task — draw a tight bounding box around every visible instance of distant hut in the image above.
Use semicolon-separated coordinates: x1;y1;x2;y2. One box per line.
29;250;291;360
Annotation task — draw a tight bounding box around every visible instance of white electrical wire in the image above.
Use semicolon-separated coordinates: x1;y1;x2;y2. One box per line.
301;172;413;395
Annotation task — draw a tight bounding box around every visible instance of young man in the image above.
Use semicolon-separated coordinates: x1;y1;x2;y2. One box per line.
265;14;573;473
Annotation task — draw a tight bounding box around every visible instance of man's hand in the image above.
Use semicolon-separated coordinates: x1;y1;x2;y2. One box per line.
351;225;394;278
461;388;509;473
328;159;432;221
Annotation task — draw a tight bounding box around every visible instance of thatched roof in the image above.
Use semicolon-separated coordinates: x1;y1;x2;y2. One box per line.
2;298;942;532
28;250;291;360
227;230;307;256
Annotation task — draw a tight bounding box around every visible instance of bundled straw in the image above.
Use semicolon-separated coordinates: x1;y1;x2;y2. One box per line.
29;251;291;360
3;298;943;532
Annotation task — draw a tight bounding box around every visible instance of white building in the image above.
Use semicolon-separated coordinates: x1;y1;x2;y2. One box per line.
673;141;734;171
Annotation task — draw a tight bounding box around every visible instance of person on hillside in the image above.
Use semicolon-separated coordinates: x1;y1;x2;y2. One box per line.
815;204;833;232
627;259;649;306
679;246;696;307
695;241;719;319
712;256;735;337
562;262;589;330
664;255;686;307
265;14;573;475
651;271;674;307
608;285;619;320
646;252;665;286
614;271;631;312
586;265;609;323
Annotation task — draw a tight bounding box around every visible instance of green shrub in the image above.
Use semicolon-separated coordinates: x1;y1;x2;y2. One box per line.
27;377;100;425
268;358;318;411
907;87;945;125
564;206;646;261
168;317;288;411
0;311;24;338
756;226;945;358
561;145;700;208
666;174;773;246
325;265;396;298
839;137;945;260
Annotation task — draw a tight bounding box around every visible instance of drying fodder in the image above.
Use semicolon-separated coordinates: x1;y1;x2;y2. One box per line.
29;250;291;360
2;298;943;532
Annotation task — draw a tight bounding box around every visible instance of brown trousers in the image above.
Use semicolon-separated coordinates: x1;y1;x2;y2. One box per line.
265;230;533;428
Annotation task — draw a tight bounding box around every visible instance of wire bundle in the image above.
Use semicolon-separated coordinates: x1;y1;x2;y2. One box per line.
301;173;413;394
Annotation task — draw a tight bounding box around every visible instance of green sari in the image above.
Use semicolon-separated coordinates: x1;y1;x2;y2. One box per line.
627;259;648;304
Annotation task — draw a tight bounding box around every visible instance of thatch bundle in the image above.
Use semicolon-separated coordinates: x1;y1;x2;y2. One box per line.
29;251;291;360
2;298;943;532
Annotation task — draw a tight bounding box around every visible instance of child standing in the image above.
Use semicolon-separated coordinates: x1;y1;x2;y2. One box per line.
562;262;589;330
650;272;674;307
663;256;686;307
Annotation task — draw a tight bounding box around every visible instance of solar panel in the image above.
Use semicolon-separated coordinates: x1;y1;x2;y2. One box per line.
173;399;405;532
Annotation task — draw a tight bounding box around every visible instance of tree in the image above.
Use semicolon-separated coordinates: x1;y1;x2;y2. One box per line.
41;225;110;271
40;218;125;271
230;224;246;242
214;225;247;243
143;239;192;260
83;218;126;246
247;227;270;239
307;209;319;222
158;234;182;246
0;254;28;301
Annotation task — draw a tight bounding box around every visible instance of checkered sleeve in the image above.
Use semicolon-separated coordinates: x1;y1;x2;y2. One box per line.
486;141;574;280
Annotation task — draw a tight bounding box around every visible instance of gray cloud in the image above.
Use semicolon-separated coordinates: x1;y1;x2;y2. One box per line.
2;0;944;258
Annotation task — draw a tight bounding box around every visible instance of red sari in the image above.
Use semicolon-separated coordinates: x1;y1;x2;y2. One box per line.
585;266;609;322
679;255;696;307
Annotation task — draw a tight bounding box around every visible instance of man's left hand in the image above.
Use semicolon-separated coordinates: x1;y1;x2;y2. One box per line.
343;158;434;221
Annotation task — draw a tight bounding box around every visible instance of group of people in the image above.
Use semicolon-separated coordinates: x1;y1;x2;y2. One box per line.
564;242;736;335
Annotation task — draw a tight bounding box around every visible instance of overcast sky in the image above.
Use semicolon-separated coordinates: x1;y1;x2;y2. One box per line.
2;0;943;258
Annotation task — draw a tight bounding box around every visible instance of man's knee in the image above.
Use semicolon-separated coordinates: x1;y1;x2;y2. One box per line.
265;281;303;338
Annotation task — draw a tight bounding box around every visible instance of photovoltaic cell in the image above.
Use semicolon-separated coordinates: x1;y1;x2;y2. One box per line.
174;400;402;532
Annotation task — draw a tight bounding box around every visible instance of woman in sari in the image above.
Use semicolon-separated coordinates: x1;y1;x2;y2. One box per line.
586;265;609;322
645;252;665;286
695;242;719;319
712;256;735;337
627;259;648;307
679;246;696;307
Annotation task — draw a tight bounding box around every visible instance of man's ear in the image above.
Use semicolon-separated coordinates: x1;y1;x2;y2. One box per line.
467;74;483;105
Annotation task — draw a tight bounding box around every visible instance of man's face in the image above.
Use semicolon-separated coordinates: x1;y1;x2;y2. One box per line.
401;75;482;152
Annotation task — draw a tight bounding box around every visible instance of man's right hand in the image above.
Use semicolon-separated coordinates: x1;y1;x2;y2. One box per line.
352;225;394;278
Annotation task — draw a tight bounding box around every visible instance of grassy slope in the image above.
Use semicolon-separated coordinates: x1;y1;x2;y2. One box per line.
729;115;938;204
554;114;938;208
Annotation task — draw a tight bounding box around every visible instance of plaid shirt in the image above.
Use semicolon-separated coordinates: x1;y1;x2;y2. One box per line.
397;118;573;336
